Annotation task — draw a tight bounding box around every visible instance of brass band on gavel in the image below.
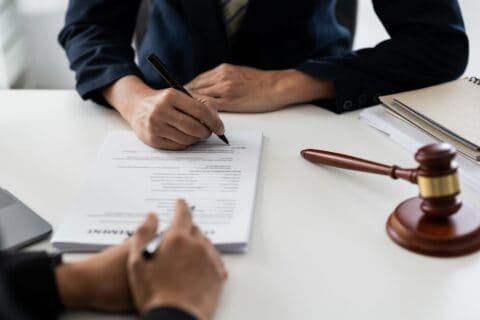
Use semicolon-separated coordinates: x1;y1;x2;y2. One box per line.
417;173;460;198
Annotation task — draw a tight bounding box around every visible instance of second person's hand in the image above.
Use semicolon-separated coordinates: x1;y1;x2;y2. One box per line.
103;75;225;150
128;200;228;319
55;241;133;312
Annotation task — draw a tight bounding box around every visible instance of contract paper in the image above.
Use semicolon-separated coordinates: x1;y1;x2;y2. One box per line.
52;130;263;253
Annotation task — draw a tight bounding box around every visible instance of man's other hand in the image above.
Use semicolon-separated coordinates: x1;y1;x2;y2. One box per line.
186;64;335;113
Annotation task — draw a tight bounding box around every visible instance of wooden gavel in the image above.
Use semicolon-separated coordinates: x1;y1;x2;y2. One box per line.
301;143;480;257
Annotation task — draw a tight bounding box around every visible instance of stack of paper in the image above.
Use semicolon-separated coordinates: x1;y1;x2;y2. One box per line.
360;106;480;193
52;130;263;253
379;78;480;162
381;96;480;161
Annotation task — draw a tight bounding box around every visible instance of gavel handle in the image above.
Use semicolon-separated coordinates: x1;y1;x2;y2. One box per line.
301;149;418;183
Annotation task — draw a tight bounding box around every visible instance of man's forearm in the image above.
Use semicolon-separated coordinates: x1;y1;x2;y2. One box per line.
270;69;335;107
55;260;197;319
102;75;157;122
55;263;92;309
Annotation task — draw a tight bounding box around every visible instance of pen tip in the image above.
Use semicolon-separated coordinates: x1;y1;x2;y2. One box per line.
219;135;230;145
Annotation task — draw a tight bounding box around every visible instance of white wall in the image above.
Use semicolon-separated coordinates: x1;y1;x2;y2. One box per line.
15;0;480;89
0;0;26;88
17;0;74;89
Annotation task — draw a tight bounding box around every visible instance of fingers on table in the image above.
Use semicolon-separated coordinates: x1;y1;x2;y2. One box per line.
186;68;218;90
191;94;227;112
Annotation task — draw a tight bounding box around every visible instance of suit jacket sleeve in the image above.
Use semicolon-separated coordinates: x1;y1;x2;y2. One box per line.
142;307;197;320
59;0;143;106
2;252;65;319
296;0;469;113
1;252;197;320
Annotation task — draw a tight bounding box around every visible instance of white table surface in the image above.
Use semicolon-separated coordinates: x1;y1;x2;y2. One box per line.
1;90;480;320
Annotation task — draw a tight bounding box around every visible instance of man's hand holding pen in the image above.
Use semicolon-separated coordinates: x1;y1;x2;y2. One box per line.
102;75;226;150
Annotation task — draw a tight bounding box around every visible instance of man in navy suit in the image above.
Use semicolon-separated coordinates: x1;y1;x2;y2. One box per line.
60;0;468;150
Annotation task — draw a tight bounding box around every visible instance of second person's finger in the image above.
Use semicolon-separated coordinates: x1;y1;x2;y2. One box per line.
169;199;193;232
131;213;158;256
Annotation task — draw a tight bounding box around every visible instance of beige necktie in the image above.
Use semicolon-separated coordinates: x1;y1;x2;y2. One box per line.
220;0;249;39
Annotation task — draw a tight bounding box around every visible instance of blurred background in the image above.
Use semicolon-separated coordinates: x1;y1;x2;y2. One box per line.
1;0;479;90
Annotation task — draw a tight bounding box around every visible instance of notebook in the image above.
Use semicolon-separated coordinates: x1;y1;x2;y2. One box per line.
52;130;263;253
380;77;480;160
381;95;480;161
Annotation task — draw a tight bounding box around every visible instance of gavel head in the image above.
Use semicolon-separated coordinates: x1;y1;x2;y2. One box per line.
414;143;462;218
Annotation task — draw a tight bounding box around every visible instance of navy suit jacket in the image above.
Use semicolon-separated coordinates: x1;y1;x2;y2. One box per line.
59;0;468;113
0;252;196;320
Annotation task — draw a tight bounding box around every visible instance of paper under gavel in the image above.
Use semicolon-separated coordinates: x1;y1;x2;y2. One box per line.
301;143;480;257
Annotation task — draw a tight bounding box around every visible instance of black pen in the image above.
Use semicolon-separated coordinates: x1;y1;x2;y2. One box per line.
147;54;229;145
142;206;196;259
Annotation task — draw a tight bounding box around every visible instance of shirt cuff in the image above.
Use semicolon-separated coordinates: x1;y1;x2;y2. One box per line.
142;306;197;320
4;252;65;319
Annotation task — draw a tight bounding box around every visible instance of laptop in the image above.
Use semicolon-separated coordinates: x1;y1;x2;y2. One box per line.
0;188;52;251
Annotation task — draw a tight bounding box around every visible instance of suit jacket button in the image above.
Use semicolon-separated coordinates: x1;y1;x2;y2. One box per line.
358;94;367;105
343;100;353;110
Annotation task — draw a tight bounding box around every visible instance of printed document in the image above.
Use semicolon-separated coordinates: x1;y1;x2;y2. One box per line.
52;130;263;252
